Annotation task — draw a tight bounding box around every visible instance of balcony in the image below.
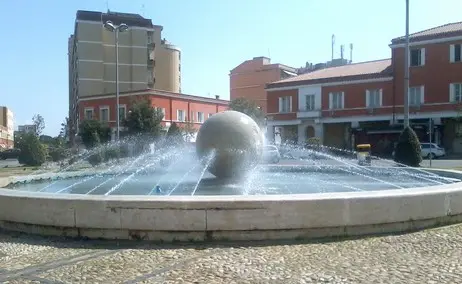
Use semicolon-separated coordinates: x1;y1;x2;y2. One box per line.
297;108;321;118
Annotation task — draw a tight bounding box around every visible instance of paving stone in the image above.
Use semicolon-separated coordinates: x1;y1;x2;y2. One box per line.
0;225;462;283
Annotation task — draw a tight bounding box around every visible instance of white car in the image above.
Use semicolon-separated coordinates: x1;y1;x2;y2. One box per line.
420;143;445;159
262;145;281;164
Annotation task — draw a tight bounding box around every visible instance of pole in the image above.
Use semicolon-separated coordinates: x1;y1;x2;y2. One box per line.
429;118;432;167
403;0;410;128
115;29;120;141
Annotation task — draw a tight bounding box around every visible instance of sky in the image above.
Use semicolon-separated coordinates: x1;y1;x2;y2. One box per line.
0;0;461;136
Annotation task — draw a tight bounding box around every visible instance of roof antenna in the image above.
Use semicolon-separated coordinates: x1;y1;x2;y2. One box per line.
331;34;335;61
141;4;146;17
105;0;110;12
349;43;353;64
267;48;271;59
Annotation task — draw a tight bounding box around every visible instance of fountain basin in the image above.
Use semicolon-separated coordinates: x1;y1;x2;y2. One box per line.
0;167;462;242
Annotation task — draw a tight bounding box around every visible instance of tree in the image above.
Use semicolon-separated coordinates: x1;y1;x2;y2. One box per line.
78;120;111;149
394;126;422;167
181;120;197;142
59;117;69;139
124;97;164;138
17;132;47;166
32;114;45;136
229;97;265;127
166;122;183;145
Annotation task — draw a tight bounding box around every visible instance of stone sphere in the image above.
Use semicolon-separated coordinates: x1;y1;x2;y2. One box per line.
196;110;264;179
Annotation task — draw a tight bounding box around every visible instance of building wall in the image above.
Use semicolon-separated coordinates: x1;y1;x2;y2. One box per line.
155;43;181;93
230;57;295;113
0;107;14;149
78;91;229;132
392;39;462;110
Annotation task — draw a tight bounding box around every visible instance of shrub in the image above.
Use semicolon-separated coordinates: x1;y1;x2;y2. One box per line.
88;151;104;166
17;133;47;166
394;126;422;167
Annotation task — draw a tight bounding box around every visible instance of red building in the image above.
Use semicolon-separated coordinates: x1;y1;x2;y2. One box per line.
266;22;462;155
229;57;298;113
78;89;228;139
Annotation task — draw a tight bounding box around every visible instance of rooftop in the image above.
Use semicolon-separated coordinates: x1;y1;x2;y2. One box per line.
76;10;163;30
391;21;462;44
268;59;392;88
79;89;230;105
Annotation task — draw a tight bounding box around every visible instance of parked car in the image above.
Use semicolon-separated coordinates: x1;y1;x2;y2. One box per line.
392;143;446;159
0;149;20;160
420;143;446;159
262;145;281;164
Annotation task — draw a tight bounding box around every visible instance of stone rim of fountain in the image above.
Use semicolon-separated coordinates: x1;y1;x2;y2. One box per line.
0;168;462;242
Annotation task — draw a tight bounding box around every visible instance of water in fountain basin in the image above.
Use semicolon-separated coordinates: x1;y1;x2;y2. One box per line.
5;143;460;196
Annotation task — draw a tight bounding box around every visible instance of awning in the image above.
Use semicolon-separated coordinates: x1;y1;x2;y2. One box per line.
367;130;402;134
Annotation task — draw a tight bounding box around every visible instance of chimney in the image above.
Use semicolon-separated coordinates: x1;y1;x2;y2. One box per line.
215;95;220;99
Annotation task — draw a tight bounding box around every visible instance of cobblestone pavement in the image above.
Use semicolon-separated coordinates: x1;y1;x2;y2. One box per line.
1;225;462;284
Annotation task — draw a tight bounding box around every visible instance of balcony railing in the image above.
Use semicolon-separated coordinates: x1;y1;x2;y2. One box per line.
297;108;321;118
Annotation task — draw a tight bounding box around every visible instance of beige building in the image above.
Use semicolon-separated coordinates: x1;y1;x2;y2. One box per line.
0;106;14;149
68;10;181;141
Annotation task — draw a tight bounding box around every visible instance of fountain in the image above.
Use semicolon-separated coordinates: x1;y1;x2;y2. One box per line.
0;111;462;242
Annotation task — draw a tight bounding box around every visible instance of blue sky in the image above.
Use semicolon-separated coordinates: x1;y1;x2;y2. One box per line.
0;0;461;136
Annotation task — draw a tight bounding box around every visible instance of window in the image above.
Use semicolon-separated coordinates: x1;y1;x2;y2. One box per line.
305;95;315;111
118;105;126;121
329;92;344;109
100;107;109;122
84;108;94;120
197;112;204;123
450;83;462;103
409;86;424;106
278;96;292;113
410;48;425;66
177;110;186;122
450;44;462;63
190;111;194;122
366;89;382;108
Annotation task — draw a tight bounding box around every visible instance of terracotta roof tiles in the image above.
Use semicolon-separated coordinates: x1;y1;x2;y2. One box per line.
268;59;392;88
392;21;462;44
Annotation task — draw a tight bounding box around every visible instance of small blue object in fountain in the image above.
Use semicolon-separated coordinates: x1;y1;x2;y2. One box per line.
155;185;162;195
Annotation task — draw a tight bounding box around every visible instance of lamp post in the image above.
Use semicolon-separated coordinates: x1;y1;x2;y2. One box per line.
103;20;129;141
403;0;410;128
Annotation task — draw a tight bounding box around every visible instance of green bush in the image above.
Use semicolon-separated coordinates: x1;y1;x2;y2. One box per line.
88;151;104;166
48;147;69;162
394;126;422;167
17;133;47;166
103;146;120;161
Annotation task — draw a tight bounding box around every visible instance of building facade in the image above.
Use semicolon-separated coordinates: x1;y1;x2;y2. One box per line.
78;89;228;140
0;106;14;149
229;57;298;113
68;10;181;143
266;22;462;155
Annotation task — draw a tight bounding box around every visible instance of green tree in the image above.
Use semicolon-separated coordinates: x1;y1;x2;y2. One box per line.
166;122;183;145
59;117;69;139
32;114;45;136
17;133;47;166
78;120;111;149
181;120;197;142
394;126;422;167
229;97;265;127
124;97;164;138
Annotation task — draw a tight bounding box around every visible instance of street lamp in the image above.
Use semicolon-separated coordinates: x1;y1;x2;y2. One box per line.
104;20;129;141
403;0;410;128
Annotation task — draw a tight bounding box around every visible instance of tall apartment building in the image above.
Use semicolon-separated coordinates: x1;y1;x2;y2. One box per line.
68;10;181;142
0;106;14;149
